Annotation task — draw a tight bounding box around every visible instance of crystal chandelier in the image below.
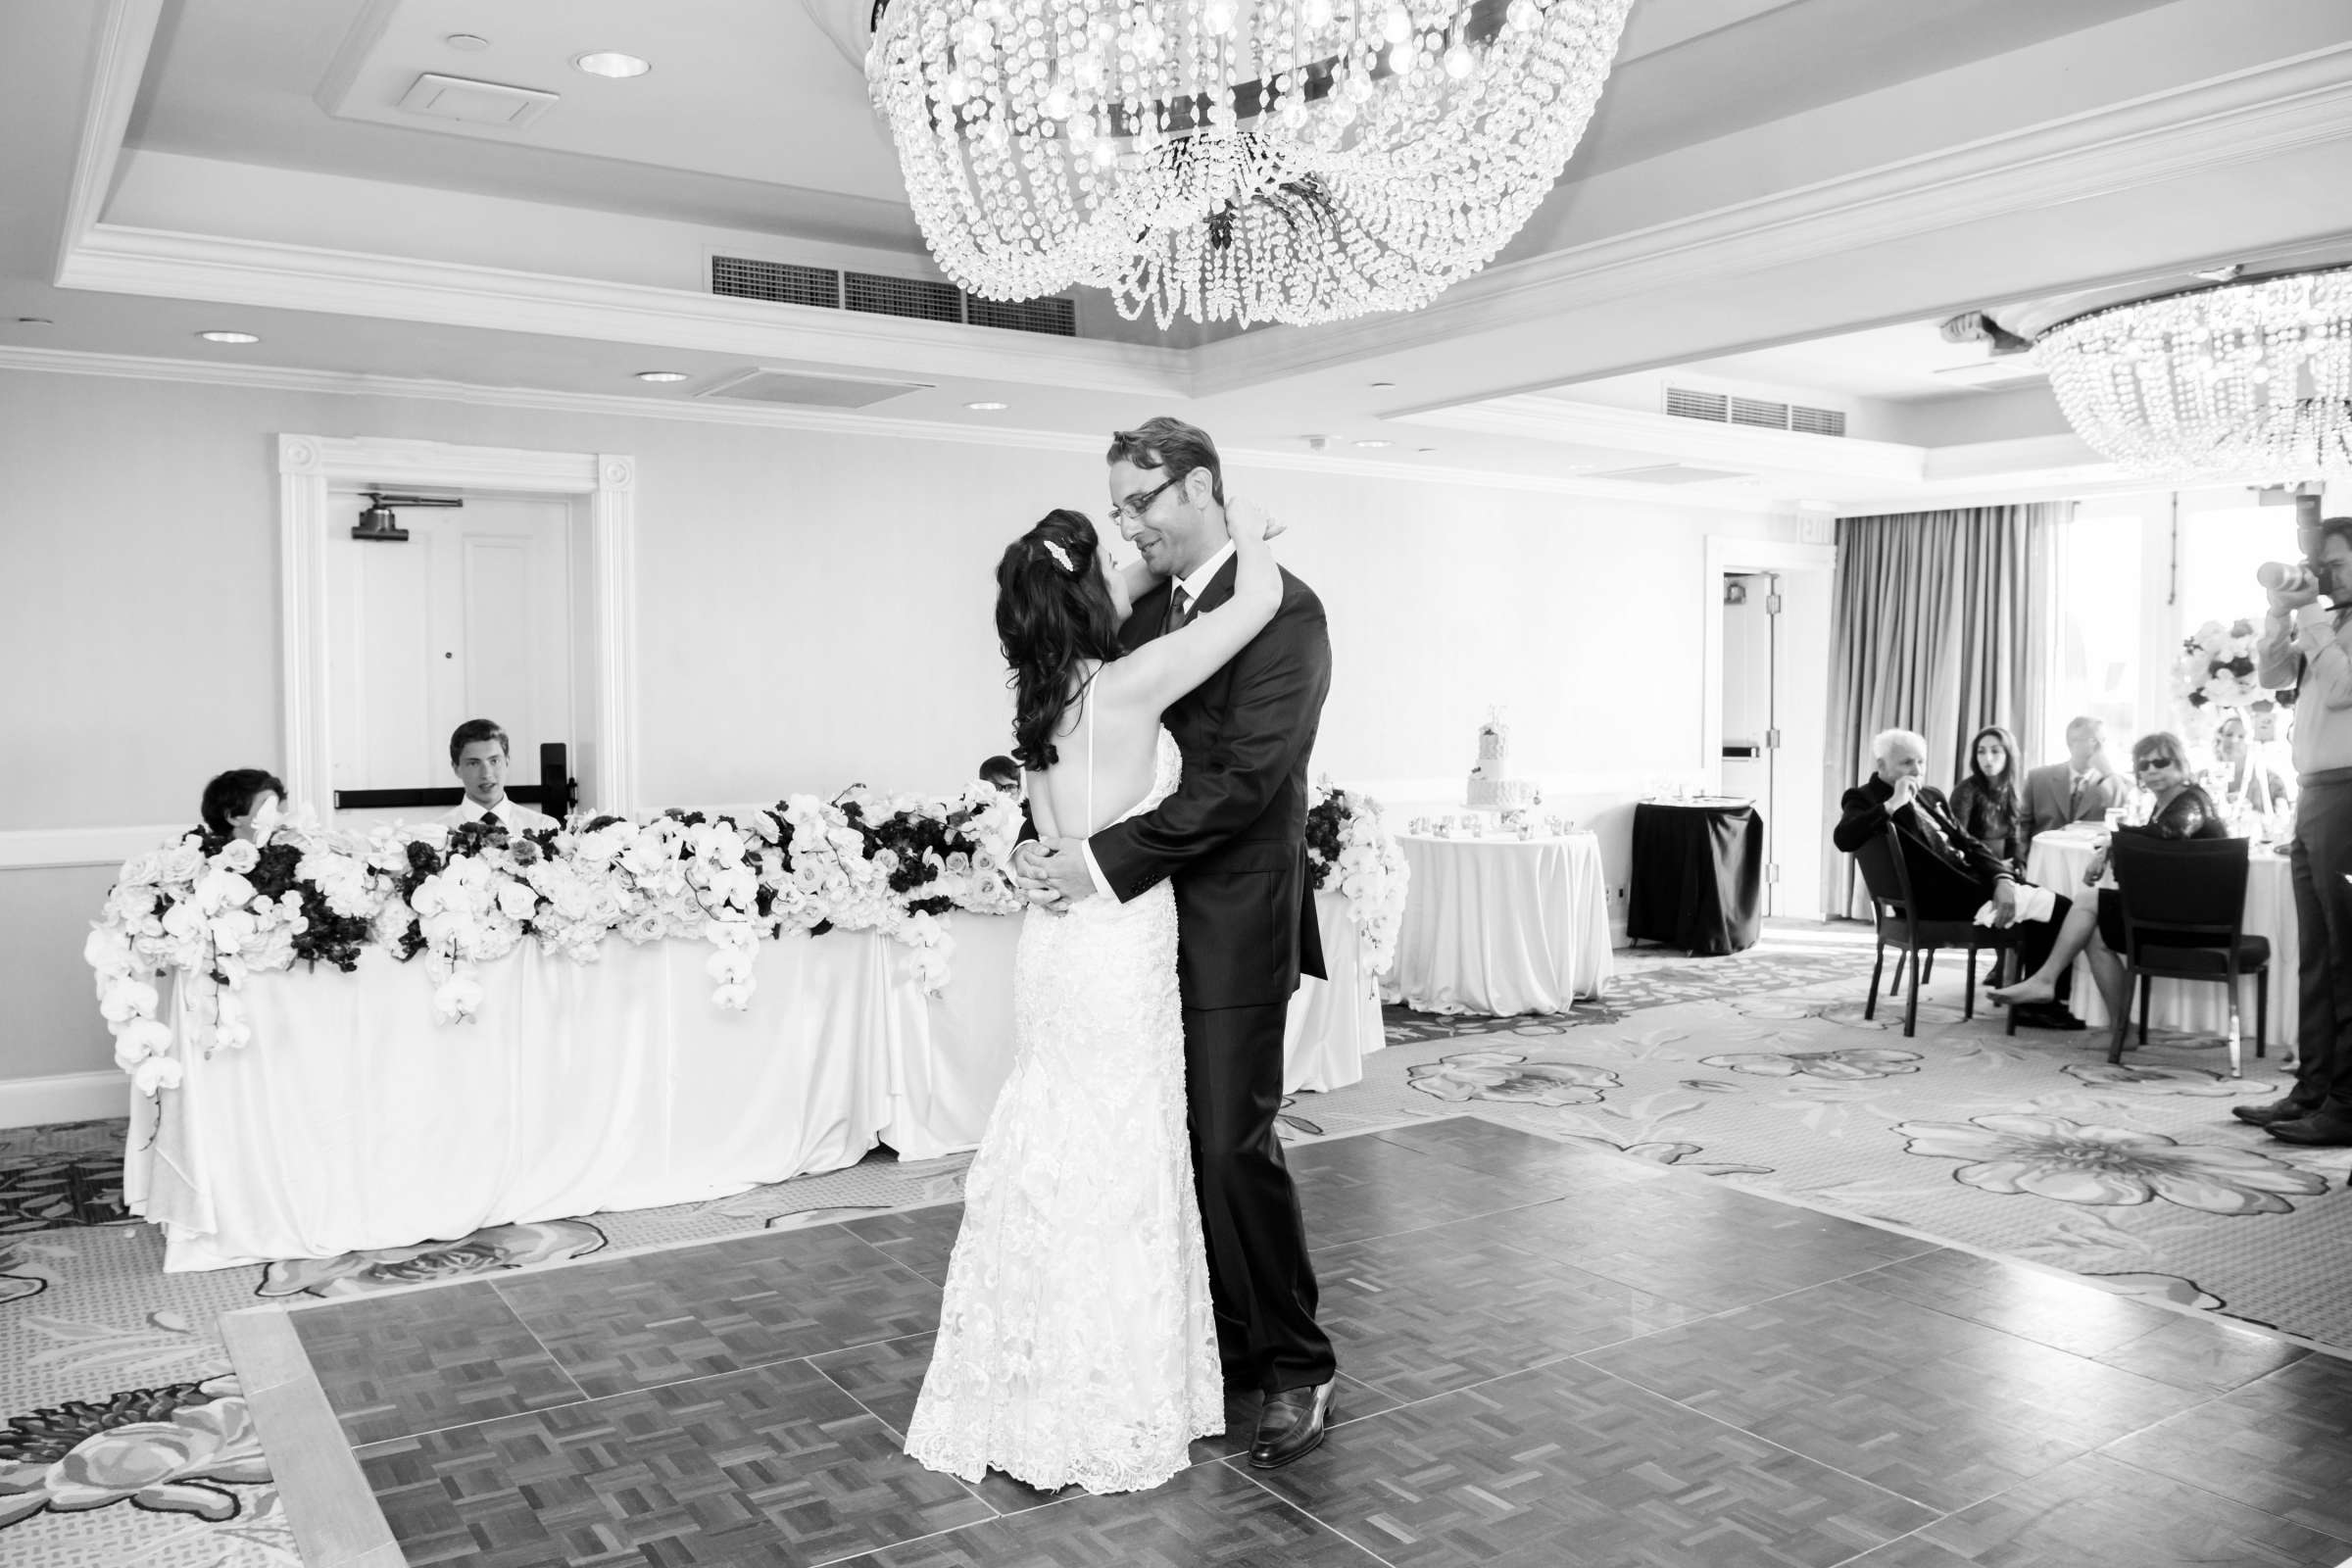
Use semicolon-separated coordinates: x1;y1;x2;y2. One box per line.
2034;265;2352;480
865;0;1634;328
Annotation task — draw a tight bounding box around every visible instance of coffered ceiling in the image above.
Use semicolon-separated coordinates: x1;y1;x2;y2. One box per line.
5;0;2351;510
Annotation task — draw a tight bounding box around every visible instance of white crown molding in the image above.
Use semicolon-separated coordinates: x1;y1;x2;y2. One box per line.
1190;41;2352;393
0;344;1800;511
54;0;162;277
0;1072;127;1131
0;824;183;871
57;224;1195;399
1399;395;1928;482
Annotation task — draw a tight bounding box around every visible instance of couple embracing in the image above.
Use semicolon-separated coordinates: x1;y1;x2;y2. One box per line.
903;416;1339;1493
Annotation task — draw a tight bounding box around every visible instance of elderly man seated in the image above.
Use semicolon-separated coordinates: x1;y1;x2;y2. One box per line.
1835;728;2082;1030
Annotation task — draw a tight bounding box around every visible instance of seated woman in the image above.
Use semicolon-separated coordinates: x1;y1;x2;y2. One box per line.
2212;712;2293;817
1991;732;2227;1020
1949;724;2026;870
198;768;285;848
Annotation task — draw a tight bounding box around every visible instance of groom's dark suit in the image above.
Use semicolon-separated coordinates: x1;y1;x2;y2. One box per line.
1090;554;1338;1396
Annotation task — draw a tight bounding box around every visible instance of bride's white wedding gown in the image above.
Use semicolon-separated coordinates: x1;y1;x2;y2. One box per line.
904;723;1222;1493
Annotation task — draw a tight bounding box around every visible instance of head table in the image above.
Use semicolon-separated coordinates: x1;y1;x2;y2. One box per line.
1383;830;1613;1016
125;890;1382;1271
2024;826;2292;1051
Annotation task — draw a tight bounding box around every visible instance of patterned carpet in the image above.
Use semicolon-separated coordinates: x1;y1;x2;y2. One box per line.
1;919;2346;1567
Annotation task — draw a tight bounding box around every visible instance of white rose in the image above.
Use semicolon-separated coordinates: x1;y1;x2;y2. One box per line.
216;839;261;875
496;880;539;921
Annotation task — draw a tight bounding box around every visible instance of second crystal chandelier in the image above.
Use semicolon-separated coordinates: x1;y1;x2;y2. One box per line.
867;0;1635;328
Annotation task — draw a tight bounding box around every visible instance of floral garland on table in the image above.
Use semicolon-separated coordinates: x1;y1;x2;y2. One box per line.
2173;617;2265;710
86;786;1026;1092
1302;781;1410;981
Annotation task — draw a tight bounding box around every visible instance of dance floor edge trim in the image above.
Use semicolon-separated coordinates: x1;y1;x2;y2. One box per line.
220;1110;2350;1568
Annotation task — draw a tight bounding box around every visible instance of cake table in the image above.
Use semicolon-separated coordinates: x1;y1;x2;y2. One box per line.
1384;831;1613;1015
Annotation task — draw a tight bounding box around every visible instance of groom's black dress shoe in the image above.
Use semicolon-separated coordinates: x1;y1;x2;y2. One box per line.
1249;1380;1335;1470
2232;1096;2321;1127
2265;1108;2352;1147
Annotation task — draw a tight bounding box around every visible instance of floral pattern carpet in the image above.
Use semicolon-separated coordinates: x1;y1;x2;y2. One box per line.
2;921;2347;1568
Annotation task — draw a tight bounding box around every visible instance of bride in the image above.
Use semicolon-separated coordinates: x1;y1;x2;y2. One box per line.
902;498;1281;1494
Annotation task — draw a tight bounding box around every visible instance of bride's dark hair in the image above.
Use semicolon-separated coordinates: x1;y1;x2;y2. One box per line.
997;509;1124;771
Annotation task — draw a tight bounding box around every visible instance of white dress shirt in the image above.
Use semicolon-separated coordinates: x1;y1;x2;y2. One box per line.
1077;540;1244;900
444;794;556;833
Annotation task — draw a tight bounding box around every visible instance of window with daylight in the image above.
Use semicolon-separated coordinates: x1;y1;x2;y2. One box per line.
2043;507;2143;764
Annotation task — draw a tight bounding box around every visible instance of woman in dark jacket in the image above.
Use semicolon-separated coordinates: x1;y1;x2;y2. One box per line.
1949;724;2026;869
1991;732;2226;1018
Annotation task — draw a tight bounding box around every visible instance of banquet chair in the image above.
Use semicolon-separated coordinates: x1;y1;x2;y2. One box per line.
2107;835;2268;1078
1852;825;2020;1039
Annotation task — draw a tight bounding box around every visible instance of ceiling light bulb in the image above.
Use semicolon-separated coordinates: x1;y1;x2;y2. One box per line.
444;33;490;51
197;330;259;344
1444;42;1475;78
1353;438;1393;449
572;51;651;78
965;400;1007;411
634;370;689;383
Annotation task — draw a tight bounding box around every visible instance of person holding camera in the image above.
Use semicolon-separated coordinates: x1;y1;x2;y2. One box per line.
2245;516;2352;1146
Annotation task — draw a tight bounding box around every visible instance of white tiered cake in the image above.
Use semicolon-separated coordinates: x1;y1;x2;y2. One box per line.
1466;714;1539;809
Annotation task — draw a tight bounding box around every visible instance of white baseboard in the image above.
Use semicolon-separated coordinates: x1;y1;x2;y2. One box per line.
0;1071;127;1129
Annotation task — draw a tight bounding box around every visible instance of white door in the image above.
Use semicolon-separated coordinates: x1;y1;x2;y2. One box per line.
323;493;574;832
1720;572;1779;913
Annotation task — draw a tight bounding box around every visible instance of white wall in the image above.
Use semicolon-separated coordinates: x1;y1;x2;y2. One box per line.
0;364;1795;1098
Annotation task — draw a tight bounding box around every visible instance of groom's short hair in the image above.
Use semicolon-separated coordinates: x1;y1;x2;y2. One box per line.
1107;417;1225;506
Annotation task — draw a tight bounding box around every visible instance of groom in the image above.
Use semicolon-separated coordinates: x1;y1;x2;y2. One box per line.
1018;416;1340;1468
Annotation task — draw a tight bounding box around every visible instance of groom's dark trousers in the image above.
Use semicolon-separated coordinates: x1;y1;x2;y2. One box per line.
1090;559;1340;1396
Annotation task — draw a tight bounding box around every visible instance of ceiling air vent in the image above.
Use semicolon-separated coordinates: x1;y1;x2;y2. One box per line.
697;368;931;410
965;295;1078;337
1665;387;1729;422
712;256;841;310
711;256;1080;338
1665;385;1846;437
394;74;559;128
846;271;963;324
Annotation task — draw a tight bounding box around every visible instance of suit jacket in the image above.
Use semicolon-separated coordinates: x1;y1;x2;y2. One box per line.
1834;774;2013;922
2019;761;2126;853
1090;556;1330;1009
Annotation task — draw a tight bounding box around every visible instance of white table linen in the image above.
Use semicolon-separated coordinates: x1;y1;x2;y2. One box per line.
2025;829;2293;1049
1384;832;1614;1015
131;900;1386;1271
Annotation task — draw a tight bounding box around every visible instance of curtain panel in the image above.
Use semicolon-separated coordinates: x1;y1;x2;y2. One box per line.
1823;502;2068;916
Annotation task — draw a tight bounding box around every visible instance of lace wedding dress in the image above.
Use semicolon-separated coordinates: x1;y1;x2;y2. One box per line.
903;722;1222;1493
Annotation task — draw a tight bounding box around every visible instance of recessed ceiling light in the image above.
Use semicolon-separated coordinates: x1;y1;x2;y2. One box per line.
444;32;490;51
572;51;651;78
964;400;1007;411
14;317;52;325
1416;446;1438;453
634;369;689;383
1353;438;1393;449
197;330;259;344
1370;380;1396;388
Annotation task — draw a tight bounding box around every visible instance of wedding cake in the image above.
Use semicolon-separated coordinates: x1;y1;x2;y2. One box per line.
1466;713;1539;809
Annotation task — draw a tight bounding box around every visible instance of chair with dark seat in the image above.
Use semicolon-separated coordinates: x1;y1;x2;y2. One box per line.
1852;824;2020;1039
2107;835;2269;1078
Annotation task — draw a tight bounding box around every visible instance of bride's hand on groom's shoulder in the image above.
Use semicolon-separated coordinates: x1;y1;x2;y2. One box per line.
1227;496;1282;542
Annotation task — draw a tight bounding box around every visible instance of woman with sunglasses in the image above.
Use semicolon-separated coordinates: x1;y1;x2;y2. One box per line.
1992;732;2227;1019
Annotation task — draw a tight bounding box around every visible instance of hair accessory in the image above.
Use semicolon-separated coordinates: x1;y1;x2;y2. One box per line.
1040;539;1074;572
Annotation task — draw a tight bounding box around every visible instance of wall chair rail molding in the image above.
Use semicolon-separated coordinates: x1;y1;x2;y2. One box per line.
0;825;189;871
276;434;640;819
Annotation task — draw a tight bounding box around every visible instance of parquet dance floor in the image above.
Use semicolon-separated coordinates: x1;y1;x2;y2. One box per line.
229;1114;2352;1567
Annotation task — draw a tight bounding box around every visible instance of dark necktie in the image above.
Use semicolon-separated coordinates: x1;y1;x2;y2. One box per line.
1167;586;1195;634
2068;774;2084;815
482;809;503;830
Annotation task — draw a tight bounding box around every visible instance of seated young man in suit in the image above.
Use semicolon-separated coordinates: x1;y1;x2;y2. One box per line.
443;718;556;833
2019;715;2127;856
1835;727;2082;1029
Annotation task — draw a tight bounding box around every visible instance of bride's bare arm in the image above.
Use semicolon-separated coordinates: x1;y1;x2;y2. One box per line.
1107;499;1281;713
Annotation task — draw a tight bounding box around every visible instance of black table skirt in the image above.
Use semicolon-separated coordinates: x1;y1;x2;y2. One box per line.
1627;801;1764;956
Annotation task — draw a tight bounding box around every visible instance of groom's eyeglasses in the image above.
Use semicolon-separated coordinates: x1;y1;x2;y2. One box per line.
1111;472;1185;524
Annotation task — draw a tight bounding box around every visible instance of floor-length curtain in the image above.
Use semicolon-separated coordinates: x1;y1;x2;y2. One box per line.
1822;503;2067;917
